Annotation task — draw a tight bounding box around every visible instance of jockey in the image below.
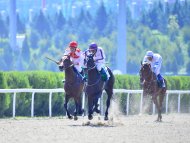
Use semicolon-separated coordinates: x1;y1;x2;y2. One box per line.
63;41;85;80
84;42;110;81
143;51;165;88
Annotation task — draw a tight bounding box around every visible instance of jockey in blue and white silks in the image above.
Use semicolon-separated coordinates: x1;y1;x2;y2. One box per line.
143;51;165;88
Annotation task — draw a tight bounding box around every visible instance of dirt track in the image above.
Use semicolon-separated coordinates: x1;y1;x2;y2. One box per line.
0;114;190;143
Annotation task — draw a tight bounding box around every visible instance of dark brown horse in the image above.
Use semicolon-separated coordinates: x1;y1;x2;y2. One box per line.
139;62;167;121
59;55;84;120
85;54;115;120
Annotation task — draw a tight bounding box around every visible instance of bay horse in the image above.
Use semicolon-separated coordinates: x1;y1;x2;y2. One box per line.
59;55;84;120
139;62;167;121
85;54;115;120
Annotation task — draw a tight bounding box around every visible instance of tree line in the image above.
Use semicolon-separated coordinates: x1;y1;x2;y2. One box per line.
0;0;190;74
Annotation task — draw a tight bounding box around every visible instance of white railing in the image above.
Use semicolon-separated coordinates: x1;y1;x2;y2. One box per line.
0;89;190;118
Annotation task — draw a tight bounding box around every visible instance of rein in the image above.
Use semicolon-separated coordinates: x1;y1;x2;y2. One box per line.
86;76;101;87
86;65;96;71
86;64;101;87
63;64;74;70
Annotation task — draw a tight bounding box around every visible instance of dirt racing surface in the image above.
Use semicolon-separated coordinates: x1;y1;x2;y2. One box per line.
0;114;190;143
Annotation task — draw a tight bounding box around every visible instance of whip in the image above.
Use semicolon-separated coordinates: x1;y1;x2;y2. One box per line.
45;56;59;65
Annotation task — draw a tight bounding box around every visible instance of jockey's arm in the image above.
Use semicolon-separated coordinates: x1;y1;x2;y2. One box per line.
152;60;161;75
64;48;71;55
93;49;105;62
71;50;84;66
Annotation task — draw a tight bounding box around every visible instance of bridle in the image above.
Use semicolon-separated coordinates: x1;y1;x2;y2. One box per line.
86;54;101;87
140;63;155;83
61;55;74;70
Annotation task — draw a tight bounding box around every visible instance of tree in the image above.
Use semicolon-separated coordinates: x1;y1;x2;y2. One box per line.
186;61;190;74
95;2;107;34
187;43;190;57
29;30;40;49
55;11;66;31
21;36;30;63
0;15;8;38
33;10;51;37
17;13;25;34
167;15;179;41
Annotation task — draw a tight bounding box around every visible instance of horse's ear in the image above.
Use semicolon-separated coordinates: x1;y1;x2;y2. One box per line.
67;55;70;60
92;53;95;57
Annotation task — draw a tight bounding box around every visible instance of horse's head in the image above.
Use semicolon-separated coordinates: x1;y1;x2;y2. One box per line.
140;62;153;82
86;54;96;69
59;55;73;71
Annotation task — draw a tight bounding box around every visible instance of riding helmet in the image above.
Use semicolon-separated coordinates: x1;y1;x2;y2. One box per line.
89;43;98;50
69;41;78;48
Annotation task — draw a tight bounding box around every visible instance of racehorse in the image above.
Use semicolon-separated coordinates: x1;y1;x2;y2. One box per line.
85;54;115;120
59;55;84;120
139;62;167;121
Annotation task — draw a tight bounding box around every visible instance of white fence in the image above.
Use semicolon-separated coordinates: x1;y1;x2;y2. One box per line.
0;89;190;118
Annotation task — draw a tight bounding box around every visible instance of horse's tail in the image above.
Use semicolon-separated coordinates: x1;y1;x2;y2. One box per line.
164;78;167;89
104;67;115;98
107;67;115;84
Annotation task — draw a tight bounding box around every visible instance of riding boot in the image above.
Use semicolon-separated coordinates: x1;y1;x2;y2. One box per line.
157;74;165;88
100;68;108;81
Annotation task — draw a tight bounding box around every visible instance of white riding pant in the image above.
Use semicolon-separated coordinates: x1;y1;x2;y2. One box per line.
96;62;110;79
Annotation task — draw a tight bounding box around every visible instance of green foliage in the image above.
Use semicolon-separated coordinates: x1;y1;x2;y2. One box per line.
0;71;190;117
0;72;10;117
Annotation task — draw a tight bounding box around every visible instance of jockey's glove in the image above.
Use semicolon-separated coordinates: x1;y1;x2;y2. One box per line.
59;66;64;71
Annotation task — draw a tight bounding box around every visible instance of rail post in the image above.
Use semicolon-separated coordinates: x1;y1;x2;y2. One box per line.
178;93;181;113
13;92;16;118
49;92;52;117
31;92;35;117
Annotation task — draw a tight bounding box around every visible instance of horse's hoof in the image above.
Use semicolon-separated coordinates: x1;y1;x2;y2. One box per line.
96;109;100;114
68;116;73;119
74;116;78;121
160;115;162;120
93;108;100;114
104;116;108;121
88;115;93;120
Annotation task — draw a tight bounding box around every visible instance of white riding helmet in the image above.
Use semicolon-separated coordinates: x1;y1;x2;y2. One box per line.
146;51;154;57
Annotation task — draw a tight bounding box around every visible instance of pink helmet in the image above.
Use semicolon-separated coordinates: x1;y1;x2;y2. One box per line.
69;41;78;48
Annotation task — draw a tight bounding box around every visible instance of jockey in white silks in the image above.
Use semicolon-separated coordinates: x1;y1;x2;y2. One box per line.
84;42;110;81
143;51;165;88
62;41;85;80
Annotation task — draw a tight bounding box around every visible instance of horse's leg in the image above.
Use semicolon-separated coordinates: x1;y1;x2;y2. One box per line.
77;95;84;115
93;96;100;114
88;95;93;120
104;89;112;120
64;94;73;119
158;94;165;121
73;98;79;121
152;95;161;121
